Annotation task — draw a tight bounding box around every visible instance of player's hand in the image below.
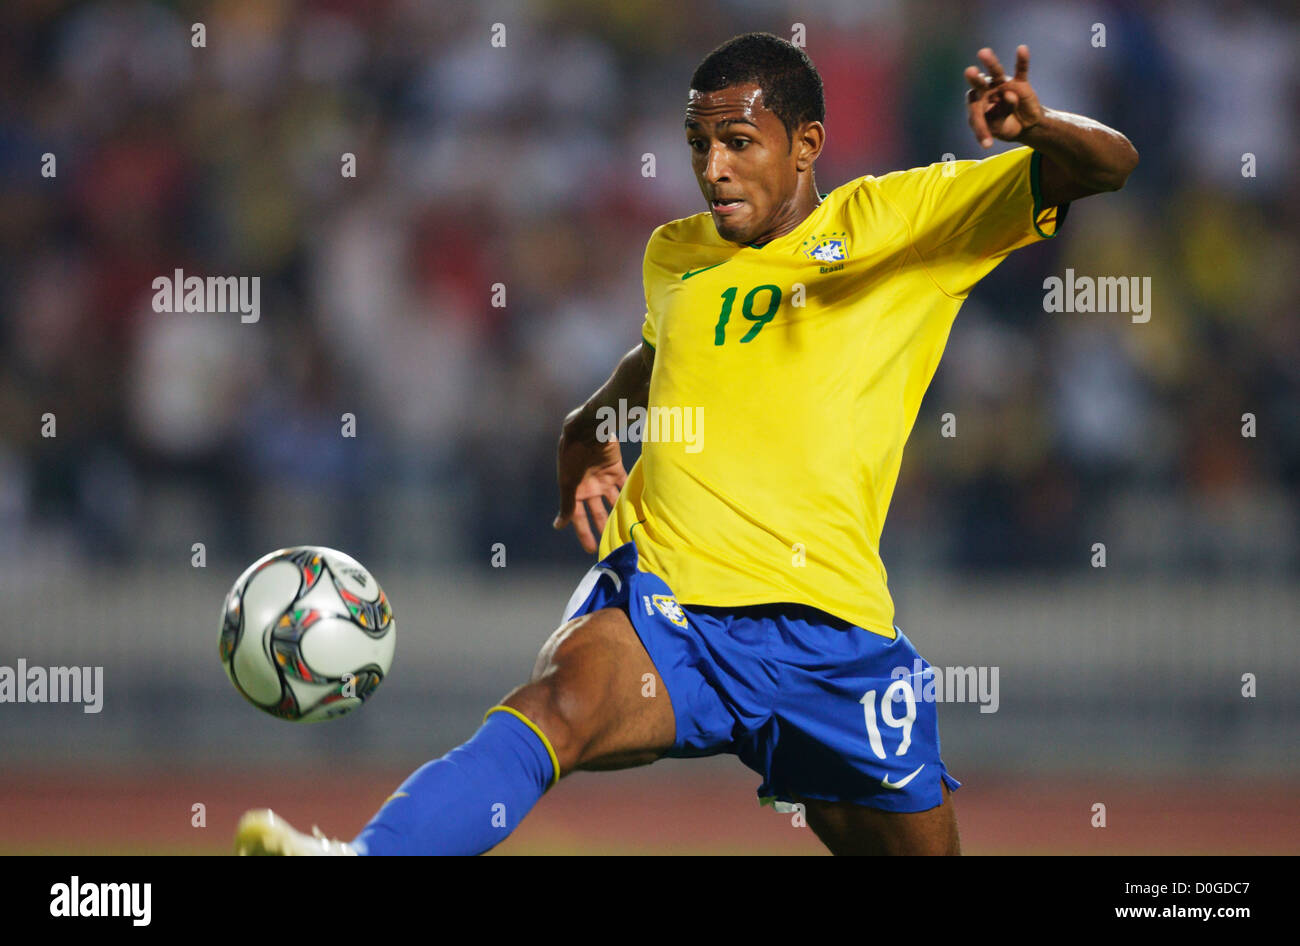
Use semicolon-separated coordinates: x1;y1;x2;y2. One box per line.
552;409;627;555
964;45;1044;149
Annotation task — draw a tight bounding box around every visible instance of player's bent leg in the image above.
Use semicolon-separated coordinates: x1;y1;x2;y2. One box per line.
337;606;673;855
793;781;961;856
499;606;677;773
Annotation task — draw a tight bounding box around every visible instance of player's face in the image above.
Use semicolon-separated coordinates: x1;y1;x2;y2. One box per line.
685;83;801;244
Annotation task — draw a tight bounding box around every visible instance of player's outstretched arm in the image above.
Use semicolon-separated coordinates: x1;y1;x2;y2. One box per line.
964;44;1139;207
552;341;654;553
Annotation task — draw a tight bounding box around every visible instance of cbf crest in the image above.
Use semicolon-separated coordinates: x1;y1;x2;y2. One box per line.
652;594;688;628
801;230;850;272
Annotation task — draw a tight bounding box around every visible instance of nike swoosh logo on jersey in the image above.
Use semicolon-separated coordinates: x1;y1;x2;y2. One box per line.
881;764;925;790
681;262;726;280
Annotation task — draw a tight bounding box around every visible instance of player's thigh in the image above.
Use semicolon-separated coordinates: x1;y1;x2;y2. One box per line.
795;781;960;855
499;607;675;774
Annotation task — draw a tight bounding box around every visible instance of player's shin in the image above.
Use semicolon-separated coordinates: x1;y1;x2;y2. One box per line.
352;706;558;855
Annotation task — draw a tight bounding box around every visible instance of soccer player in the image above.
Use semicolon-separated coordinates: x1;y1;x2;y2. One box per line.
237;33;1136;856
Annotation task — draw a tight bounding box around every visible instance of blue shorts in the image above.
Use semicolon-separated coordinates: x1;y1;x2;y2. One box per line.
560;541;961;814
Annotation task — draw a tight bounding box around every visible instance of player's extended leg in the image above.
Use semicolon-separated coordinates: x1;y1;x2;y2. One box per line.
346;606;674;855
793;782;961;855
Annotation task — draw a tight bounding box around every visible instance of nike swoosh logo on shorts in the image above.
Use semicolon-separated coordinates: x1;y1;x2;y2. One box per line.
881;764;925;790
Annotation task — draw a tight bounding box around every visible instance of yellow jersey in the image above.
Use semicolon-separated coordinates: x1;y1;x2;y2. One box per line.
598;146;1063;638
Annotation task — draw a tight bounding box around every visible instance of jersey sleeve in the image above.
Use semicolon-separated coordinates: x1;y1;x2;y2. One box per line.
873;146;1066;298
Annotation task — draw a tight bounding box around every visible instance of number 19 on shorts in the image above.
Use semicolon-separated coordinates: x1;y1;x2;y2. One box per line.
860;679;917;758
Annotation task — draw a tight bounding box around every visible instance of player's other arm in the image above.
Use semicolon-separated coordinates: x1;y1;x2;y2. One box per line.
965;45;1138;206
552;341;654;553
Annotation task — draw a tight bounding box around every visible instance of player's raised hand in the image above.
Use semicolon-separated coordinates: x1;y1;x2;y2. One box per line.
964;45;1044;149
553;411;627;555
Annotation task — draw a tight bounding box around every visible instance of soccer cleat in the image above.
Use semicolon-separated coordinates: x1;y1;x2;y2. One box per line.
234;808;358;856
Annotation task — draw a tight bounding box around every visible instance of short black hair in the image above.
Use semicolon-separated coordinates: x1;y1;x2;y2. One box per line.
689;32;825;147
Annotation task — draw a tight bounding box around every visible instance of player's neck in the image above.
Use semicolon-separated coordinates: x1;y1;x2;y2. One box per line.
749;174;822;245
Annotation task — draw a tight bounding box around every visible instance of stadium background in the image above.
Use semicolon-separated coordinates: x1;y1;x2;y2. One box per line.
0;0;1296;854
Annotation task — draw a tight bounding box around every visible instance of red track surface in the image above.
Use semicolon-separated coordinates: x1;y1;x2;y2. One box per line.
1;764;1295;855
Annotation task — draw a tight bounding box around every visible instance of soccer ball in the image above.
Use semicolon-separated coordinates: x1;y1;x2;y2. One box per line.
219;546;395;722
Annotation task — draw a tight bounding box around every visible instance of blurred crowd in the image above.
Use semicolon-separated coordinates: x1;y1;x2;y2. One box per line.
0;0;1296;573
